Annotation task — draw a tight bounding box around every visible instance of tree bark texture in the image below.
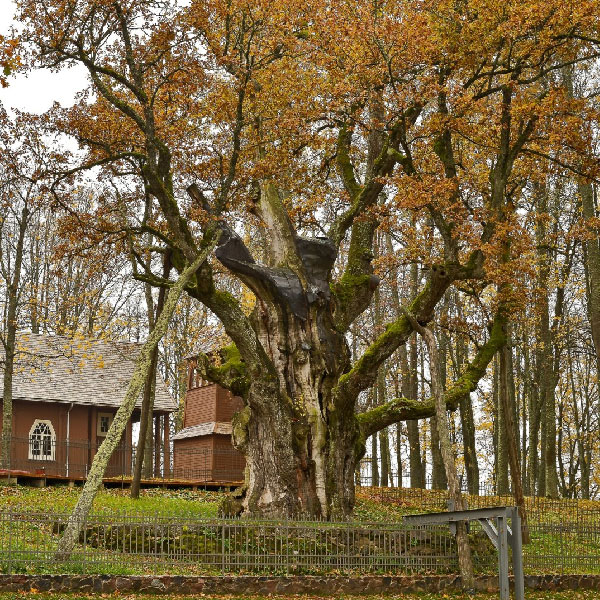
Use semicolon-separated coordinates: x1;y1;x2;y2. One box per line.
179;104;502;517
371;433;380;487
130;255;170;498
496;353;509;496
581;182;600;494
499;343;530;543
430;415;447;490
406;336;425;488
451;307;479;494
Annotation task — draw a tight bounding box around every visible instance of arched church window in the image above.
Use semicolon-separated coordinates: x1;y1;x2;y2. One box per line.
28;419;56;461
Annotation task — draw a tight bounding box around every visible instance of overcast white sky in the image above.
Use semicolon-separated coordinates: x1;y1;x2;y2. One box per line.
0;1;87;113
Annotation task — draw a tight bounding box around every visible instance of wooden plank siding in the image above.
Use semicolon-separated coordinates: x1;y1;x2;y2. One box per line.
173;378;245;483
0;400;133;479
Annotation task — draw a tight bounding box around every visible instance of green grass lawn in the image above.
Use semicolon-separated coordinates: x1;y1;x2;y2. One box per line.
4;484;595;525
0;484;409;521
0;484;221;517
355;487;600;526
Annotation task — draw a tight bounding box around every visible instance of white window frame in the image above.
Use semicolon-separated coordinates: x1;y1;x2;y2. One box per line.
97;412;114;436
28;419;56;461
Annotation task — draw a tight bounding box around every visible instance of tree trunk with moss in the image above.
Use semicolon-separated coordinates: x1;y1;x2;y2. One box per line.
378;369;392;487
455;327;479;495
55;247;216;559
371;433;379;487
431;315;448;491
528;353;542;496
379;428;391;487
394;265;425;490
378;367;392;487
198;176;502;517
131;347;159;494
395;423;402;487
496;353;509;496
430;415;447;490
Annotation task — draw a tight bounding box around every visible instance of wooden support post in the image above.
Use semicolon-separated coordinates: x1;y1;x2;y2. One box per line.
154;415;161;478
497;515;509;600
90;407;97;468
404;506;523;599
163;414;171;479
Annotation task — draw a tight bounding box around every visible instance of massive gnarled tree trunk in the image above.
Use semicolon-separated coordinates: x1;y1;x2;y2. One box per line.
198;188;357;516
182;86;512;518
188;180;506;517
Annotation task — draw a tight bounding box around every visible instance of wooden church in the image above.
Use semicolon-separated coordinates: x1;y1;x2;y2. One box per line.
172;358;245;483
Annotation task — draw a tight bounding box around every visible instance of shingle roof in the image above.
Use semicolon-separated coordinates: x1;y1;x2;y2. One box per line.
0;332;177;412
172;422;232;440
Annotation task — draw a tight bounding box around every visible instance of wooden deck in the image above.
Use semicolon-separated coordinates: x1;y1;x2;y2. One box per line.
0;468;242;490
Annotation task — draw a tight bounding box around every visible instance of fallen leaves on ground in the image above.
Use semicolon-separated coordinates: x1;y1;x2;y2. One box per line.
0;591;599;600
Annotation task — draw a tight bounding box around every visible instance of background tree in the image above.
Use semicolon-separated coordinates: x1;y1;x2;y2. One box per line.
0;110;52;466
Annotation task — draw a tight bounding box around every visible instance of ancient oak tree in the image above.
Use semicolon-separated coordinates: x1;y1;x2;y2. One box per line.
17;0;600;516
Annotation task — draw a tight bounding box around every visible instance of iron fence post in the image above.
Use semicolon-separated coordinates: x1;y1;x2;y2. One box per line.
286;520;289;576
561;523;565;575
221;521;226;575
7;512;12;575
346;521;351;574
154;512;158;558
82;513;87;574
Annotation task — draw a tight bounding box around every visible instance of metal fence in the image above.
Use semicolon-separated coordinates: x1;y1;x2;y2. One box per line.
0;511;600;575
0;510;598;576
357;459;599;502
0;511;459;576
524;522;600;574
363;486;600;526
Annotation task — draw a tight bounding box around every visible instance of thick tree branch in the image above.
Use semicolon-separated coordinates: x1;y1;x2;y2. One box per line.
335;124;361;199
328;139;397;248
336;249;487;406
358;308;507;437
335;263;456;404
330;107;421;331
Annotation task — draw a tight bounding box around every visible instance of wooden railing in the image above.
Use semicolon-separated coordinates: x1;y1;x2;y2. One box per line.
3;437;245;483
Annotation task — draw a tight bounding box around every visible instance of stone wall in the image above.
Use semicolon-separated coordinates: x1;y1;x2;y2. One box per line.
0;574;599;595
